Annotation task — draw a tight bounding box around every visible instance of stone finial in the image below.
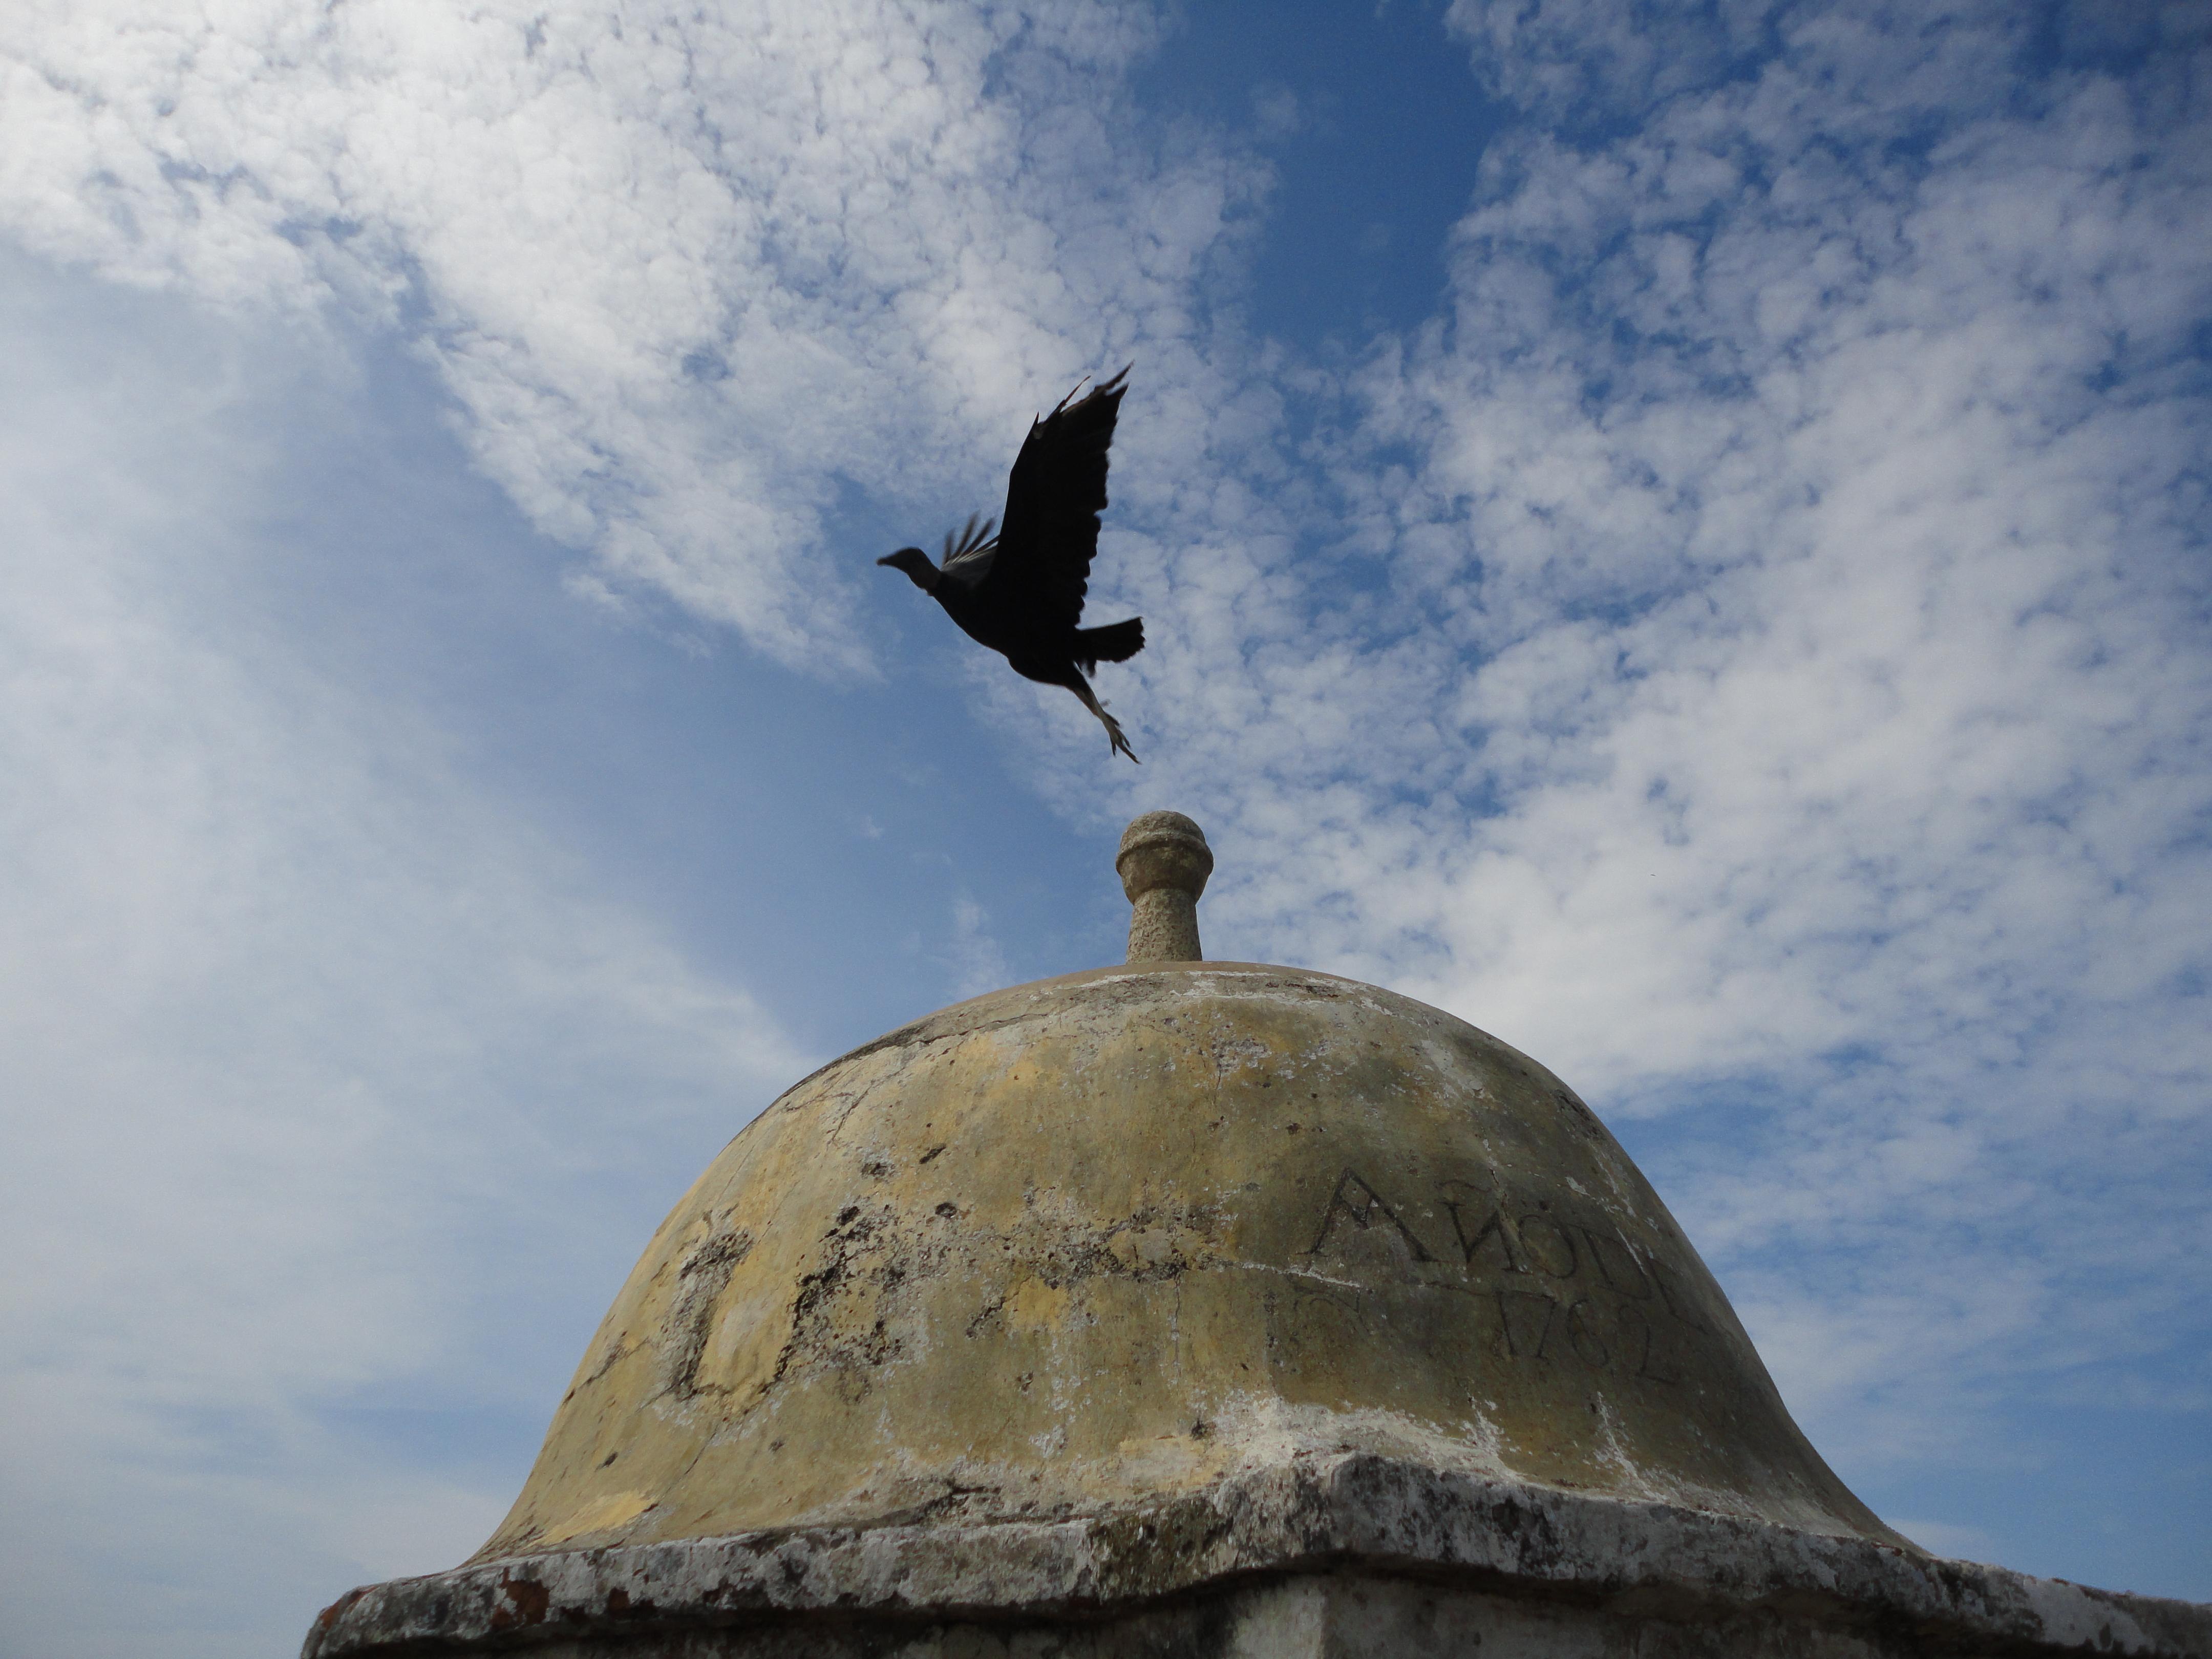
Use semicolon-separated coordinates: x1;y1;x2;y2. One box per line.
1116;812;1212;963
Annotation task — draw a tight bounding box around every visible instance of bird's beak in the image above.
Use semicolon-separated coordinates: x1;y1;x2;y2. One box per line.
876;555;897;566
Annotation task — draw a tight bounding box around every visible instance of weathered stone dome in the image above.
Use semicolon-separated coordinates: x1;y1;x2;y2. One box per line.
308;814;2212;1659
474;961;1897;1562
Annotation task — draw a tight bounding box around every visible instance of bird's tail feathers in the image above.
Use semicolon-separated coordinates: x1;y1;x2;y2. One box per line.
1073;616;1144;676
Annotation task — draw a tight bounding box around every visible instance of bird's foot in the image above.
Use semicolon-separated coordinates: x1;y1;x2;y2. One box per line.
1102;710;1140;765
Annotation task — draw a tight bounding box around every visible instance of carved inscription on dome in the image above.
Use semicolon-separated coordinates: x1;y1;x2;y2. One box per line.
1277;1162;1714;1396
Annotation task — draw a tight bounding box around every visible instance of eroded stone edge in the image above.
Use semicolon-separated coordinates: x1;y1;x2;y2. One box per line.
303;1454;2212;1657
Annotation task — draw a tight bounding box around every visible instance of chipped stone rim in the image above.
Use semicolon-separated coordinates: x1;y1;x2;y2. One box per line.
304;1454;2212;1657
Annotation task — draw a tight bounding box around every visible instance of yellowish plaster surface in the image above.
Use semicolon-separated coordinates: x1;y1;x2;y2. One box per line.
474;963;1905;1562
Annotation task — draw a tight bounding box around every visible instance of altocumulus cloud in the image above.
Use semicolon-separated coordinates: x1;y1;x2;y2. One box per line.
1;6;1263;1651
0;0;1256;664
1111;0;2212;1502
2;0;2209;1650
0;258;809;1656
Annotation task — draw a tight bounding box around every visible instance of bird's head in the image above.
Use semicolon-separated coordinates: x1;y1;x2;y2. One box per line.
877;546;941;591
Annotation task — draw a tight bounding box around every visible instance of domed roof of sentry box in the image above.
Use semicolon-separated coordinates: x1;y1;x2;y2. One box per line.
470;811;1907;1563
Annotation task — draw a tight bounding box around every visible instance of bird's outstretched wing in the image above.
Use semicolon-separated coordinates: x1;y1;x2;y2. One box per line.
937;513;999;587
985;366;1129;631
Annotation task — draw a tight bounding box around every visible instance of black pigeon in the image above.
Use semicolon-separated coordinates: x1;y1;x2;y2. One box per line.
879;368;1144;762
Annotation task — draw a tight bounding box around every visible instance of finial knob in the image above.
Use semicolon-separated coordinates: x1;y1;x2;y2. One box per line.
1117;812;1212;963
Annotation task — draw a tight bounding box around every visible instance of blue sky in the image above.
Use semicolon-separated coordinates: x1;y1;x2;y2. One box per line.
2;3;2208;1652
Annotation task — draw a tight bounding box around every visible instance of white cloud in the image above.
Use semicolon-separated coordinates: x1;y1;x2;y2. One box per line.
0;258;808;1656
3;0;2207;1630
1033;2;2212;1486
0;0;1259;668
947;896;1014;999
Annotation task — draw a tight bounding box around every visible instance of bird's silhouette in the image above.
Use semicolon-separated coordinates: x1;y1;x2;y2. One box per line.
879;368;1144;762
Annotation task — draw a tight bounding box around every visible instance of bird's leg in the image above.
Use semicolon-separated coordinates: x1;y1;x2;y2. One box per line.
1066;675;1139;764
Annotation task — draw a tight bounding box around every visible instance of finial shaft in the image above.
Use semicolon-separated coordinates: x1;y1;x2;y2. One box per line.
1117;812;1212;963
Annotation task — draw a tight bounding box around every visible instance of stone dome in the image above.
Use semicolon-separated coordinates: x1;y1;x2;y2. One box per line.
473;943;1901;1561
311;815;2212;1659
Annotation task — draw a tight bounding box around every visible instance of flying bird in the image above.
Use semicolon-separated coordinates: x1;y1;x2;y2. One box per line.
878;368;1144;762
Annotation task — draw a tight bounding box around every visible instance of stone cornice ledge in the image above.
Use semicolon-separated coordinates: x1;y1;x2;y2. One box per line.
305;1454;2212;1657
